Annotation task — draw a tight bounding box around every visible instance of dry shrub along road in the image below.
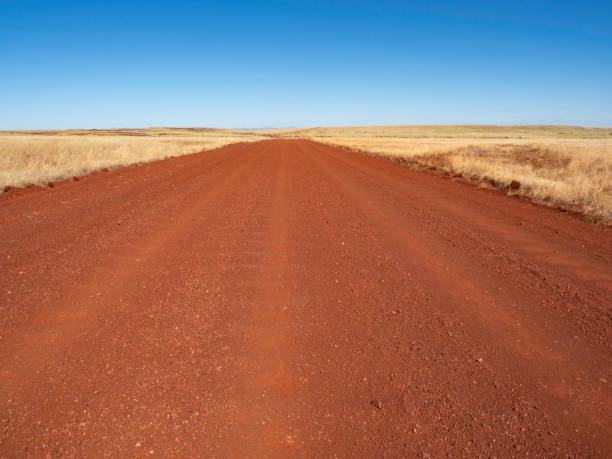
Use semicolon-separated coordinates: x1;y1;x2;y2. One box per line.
0;129;268;190
279;126;612;222
0;139;610;456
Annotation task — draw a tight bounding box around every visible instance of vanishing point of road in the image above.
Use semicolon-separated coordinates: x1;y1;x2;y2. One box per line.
1;139;610;456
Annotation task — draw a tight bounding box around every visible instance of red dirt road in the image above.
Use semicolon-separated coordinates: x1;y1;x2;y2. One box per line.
1;139;611;457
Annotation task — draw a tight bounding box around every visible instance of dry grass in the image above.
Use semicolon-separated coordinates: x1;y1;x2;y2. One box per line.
0;131;267;190
4;125;611;222
282;125;612;139
279;126;612;222
0;127;269;138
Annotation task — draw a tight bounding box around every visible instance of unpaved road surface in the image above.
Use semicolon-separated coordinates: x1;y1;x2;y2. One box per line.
1;139;611;457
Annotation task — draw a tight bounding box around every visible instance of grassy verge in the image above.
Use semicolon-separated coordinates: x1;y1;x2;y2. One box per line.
0;129;268;190
280;126;612;223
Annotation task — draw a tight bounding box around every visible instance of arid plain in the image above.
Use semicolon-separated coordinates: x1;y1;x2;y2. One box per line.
3;125;611;221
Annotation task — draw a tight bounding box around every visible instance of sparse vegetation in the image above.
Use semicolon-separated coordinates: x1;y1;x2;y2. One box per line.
3;125;611;222
0;129;268;190
279;126;612;222
281;125;612;140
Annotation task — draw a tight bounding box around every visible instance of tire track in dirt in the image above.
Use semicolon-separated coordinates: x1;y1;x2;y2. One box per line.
221;145;300;456
0;142;259;333
0;142;253;252
303;140;612;292
299;141;611;449
302;140;611;348
0;147;265;386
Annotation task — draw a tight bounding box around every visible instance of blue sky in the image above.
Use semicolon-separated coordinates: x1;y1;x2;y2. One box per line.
1;0;611;129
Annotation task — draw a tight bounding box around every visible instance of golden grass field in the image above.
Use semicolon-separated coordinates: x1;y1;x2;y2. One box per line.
1;125;611;222
278;126;612;222
0;128;267;191
281;125;612;139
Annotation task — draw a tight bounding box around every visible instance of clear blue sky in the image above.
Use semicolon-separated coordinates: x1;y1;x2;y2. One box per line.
1;0;611;129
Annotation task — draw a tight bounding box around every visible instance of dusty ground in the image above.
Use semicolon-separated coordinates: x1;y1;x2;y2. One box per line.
0;139;610;457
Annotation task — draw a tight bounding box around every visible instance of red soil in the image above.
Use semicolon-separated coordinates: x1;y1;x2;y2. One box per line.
0;139;610;456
